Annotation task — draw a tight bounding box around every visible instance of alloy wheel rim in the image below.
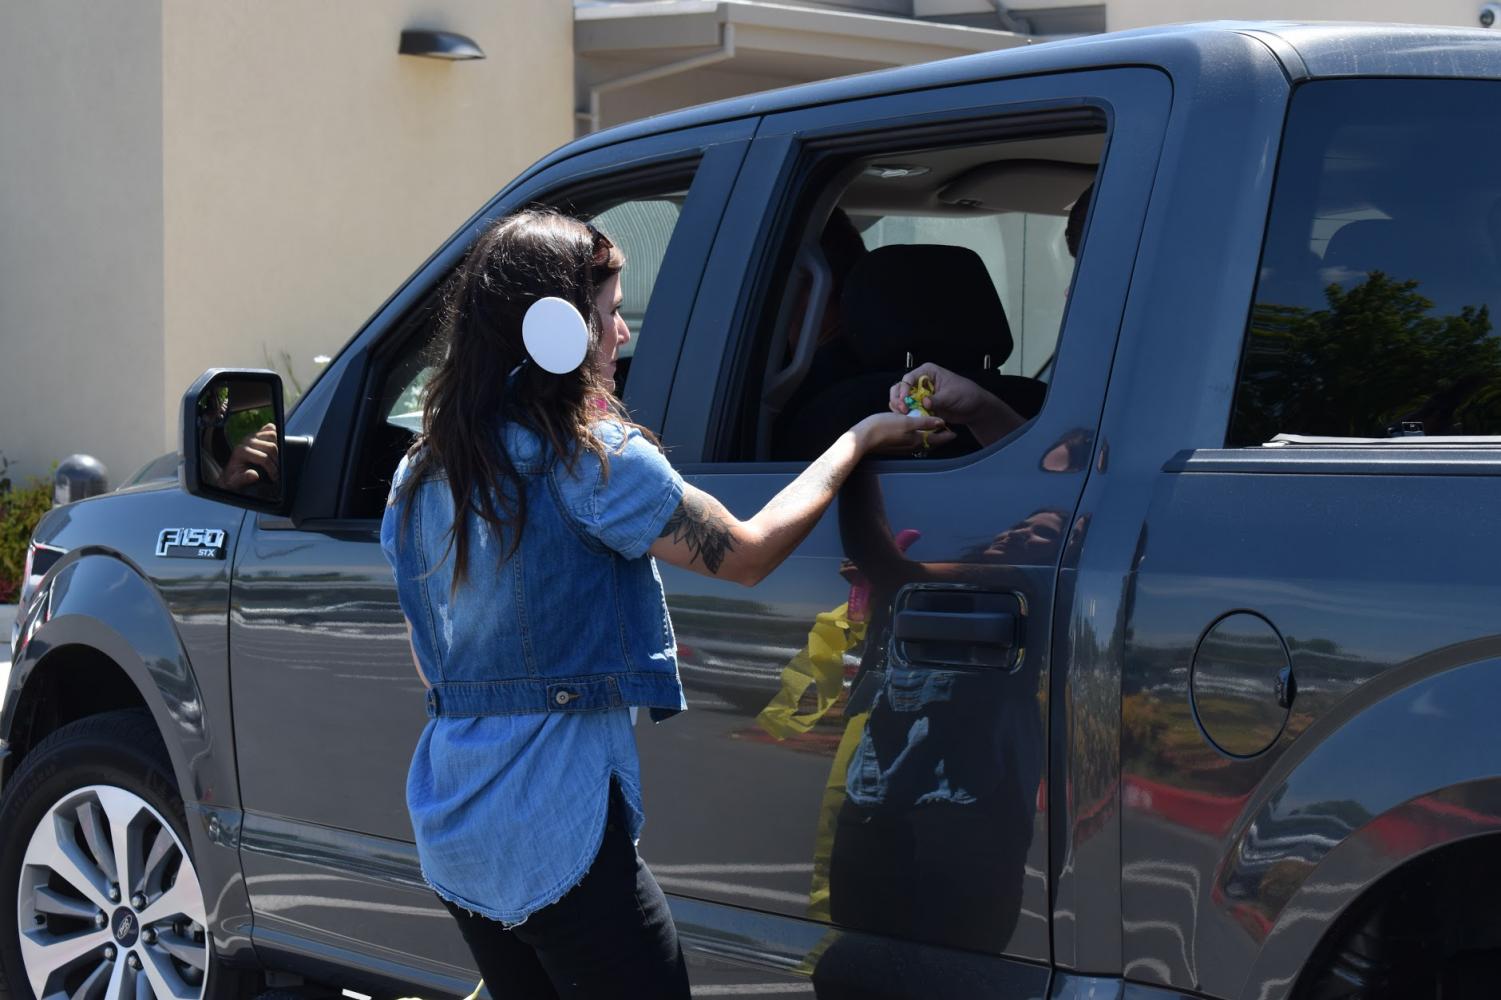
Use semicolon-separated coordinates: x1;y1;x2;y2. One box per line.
17;785;209;1000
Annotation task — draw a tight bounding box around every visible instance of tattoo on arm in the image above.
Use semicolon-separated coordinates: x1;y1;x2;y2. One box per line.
760;450;843;521
660;492;735;575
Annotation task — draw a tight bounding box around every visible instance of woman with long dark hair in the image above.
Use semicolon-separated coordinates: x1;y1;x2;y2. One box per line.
380;209;948;999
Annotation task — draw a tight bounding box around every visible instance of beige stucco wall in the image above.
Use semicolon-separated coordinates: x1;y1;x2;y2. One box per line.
0;1;572;485
0;3;165;485
160;0;575;456
592;66;810;131
1108;0;1490;30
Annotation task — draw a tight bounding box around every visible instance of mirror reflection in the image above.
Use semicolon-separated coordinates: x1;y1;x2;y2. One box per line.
196;377;281;502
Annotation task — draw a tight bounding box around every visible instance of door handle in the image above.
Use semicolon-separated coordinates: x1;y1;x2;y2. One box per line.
890;586;1023;671
893;609;1017;648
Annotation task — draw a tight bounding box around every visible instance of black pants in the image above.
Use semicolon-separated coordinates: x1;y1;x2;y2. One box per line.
440;786;689;1000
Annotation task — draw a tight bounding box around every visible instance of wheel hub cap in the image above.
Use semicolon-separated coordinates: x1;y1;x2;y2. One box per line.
110;908;139;948
17;784;209;1000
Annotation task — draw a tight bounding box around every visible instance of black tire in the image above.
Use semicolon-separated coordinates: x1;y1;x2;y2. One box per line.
1439;950;1501;999
0;709;254;1000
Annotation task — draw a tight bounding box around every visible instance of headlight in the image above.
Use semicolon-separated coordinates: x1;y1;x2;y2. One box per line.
14;541;64;657
18;541;63;611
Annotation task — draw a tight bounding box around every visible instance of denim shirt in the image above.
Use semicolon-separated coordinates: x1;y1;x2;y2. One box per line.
380;418;687;924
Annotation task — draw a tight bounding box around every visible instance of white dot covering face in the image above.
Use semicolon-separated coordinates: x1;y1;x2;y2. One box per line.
522;296;592;374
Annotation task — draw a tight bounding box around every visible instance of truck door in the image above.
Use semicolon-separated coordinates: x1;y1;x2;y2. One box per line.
638;69;1168;996
224;122;752;986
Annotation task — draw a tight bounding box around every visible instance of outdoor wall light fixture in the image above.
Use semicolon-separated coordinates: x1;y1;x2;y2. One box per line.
398;29;485;60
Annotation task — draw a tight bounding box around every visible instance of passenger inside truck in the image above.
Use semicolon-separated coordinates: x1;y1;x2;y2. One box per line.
754;137;1102;463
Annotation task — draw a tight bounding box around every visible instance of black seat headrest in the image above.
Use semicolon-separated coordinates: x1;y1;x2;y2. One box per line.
1320;220;1403;280
1320;217;1497;316
840;244;1014;372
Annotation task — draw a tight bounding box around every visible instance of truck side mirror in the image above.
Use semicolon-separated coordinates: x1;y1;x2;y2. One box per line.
180;369;291;514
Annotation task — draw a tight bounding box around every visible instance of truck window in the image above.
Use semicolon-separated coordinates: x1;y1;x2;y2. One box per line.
718;130;1103;462
347;181;695;518
1229;80;1501;446
382;194;688;436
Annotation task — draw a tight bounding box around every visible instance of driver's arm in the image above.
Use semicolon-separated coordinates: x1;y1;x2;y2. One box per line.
888;362;1026;447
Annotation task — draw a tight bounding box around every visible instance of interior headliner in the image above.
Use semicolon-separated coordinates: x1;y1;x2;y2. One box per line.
837;131;1105;216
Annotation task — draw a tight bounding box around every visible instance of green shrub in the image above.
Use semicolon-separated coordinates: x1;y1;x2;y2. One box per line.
0;453;54;603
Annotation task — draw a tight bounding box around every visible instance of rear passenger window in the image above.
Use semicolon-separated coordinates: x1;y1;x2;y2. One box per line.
1229;80;1501;446
721;129;1104;461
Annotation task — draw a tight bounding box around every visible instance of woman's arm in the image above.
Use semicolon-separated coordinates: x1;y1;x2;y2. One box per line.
649;412;948;586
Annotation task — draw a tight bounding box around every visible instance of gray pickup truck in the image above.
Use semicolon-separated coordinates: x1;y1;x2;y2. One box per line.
5;20;1501;1000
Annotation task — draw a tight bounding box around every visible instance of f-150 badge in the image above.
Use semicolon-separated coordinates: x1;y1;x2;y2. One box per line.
156;528;226;559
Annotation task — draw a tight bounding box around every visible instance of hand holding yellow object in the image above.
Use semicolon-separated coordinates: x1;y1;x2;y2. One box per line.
903;375;938;448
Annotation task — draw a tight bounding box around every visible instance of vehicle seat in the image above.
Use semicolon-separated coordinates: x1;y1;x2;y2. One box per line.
777;244;1045;460
1317;215;1501;434
1320;217;1498;318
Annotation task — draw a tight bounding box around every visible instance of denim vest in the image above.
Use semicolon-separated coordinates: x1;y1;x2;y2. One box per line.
381;419;688;722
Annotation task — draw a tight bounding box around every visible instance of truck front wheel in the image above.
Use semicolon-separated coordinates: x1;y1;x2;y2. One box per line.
0;710;249;1000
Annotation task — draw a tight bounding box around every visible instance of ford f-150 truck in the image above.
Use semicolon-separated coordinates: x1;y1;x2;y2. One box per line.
5;20;1501;1000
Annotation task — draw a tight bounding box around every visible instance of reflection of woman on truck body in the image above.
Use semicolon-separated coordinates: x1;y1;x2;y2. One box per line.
832;471;1046;948
379;209;943;998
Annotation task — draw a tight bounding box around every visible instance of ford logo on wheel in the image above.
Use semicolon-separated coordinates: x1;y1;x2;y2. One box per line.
111;909;138;947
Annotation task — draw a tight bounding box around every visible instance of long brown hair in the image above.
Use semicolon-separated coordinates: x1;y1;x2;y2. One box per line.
393;209;630;588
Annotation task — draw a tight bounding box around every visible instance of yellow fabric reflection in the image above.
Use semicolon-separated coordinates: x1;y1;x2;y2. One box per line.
755;603;866;739
754;600;870;919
